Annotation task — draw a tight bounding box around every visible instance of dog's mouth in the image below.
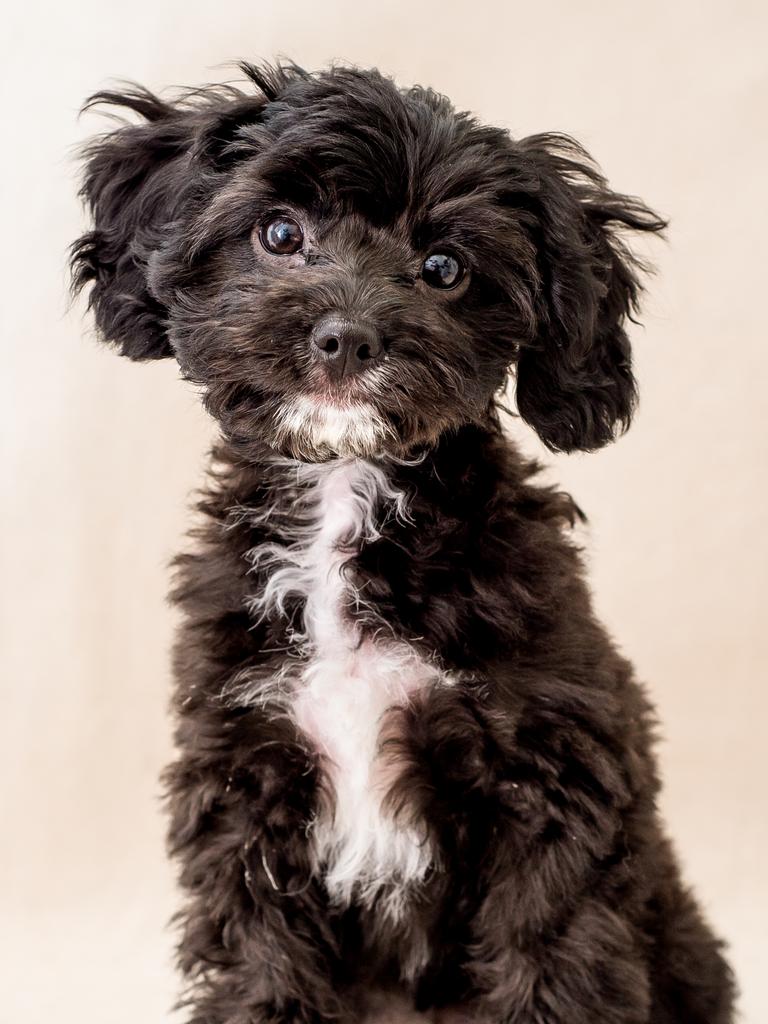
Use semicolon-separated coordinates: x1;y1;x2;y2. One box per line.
303;360;390;405
267;362;400;461
274;391;395;462
210;357;451;463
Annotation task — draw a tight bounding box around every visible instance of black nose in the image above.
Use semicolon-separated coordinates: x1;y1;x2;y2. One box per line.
311;317;383;379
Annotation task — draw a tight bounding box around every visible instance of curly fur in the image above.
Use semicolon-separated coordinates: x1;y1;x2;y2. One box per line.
71;61;735;1023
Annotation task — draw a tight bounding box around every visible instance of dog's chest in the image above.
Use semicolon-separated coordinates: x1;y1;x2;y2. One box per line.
251;460;442;913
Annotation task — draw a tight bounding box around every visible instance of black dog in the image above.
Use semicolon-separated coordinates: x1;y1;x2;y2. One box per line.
71;62;735;1024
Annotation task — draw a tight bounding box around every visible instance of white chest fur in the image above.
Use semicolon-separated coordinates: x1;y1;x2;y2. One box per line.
245;459;447;916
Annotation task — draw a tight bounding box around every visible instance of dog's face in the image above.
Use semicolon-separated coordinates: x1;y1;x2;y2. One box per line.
72;64;664;460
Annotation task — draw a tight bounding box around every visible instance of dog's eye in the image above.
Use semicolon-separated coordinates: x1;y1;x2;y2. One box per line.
260;217;304;255
421;252;465;290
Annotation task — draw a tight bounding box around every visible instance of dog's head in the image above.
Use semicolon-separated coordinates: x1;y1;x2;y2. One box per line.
71;62;665;460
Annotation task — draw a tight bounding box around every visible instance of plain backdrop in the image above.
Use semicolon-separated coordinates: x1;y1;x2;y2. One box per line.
2;1;766;1021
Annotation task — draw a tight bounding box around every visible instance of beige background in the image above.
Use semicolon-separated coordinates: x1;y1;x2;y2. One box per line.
2;1;766;1020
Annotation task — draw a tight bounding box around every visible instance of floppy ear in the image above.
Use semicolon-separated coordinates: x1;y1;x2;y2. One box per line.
70;87;202;360
512;134;666;453
70;64;292;360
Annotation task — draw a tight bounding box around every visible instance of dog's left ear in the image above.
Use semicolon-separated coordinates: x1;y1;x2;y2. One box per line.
512;135;666;453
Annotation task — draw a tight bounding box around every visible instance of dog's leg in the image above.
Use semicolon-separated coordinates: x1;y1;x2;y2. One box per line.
454;709;733;1024
467;897;651;1024
165;729;350;1024
400;682;656;1024
164;509;359;1022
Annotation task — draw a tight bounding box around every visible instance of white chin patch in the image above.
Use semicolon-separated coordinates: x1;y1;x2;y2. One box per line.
275;395;393;459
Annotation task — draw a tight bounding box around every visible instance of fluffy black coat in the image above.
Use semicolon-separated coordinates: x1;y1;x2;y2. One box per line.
71;62;735;1023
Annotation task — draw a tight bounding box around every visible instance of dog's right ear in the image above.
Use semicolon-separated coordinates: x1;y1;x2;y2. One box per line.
70;65;290;360
70;88;196;360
